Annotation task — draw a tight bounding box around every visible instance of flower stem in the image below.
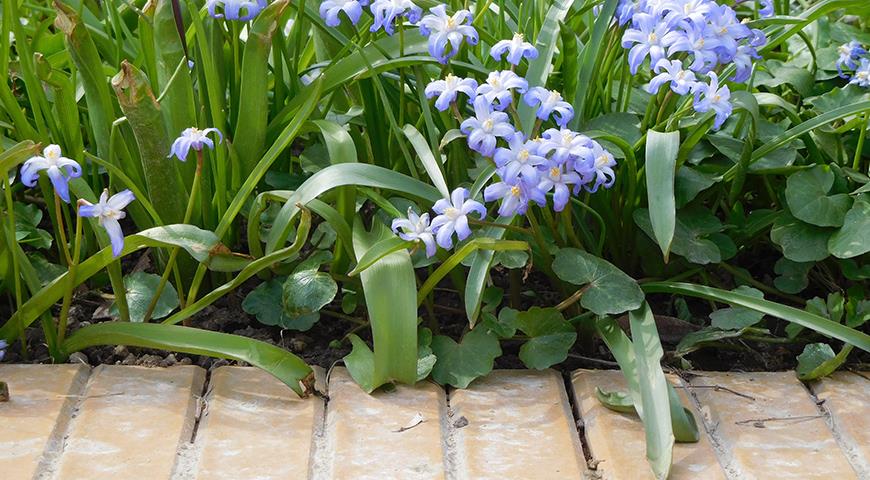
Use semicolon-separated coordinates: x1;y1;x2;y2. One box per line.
853;110;868;172
143;150;203;323
54;193;73;267
3;173;26;358
57;205;83;348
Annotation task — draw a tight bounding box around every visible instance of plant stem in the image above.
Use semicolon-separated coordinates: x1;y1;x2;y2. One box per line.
57;206;83;348
555;285;589;311
3;173;26;358
143;150;203;323
853;110;868;172
55;193;73;267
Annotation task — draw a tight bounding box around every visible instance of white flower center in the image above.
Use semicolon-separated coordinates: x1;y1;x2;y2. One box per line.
444;207;460;220
488;75;501;87
549;167;561;180
595;154;609;168
648;32;657;43
517;149;530;162
482;118;494;132
839;45;851;56
510;185;521;197
547;91;562;103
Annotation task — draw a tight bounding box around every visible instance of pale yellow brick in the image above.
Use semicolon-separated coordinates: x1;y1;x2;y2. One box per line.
810;371;870;475
0;364;89;480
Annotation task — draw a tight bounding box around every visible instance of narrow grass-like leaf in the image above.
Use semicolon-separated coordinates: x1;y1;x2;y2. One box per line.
348;237;415;276
645;130;680;261
403;124;450;199
62;322;312;395
570;0;619;125
642;282;870;352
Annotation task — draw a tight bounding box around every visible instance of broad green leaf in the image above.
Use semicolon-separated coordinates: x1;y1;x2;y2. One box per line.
282;264;337;327
645;130;680;260
796;343;853;381
348;236;415;276
828;199;870;259
635;208;730;265
416;328;437;382
62;323;312;396
709;286;765;330
805;85;870;114
770;213;832;262
480;307;520;339
552;248;644;315
674;166;716;207
629;303;674;480
352;221;418;388
516;307;577;370
344;334;378;393
785;166;851;227
642;282;870;353
431;328;501;389
773;258;812;294
109;272;179;322
754;60;813;96
403;124;450;199
595;388;636;413
464;216;512;324
243;278;318;331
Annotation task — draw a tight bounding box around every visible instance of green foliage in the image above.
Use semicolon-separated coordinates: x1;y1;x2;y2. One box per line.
110;272;179;322
552;248;644;316
431;328;502;389
516;308;577;370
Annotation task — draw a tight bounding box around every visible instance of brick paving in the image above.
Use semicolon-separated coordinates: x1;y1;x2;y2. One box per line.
0;364;867;479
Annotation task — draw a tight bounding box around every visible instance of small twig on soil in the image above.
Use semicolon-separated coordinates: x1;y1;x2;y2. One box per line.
735;415;824;428
676;384;756;401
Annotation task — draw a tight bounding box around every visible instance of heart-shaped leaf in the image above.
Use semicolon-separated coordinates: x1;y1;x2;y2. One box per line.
770;213;832;262
635;208;730;265
796;343;853;381
110;272;178;322
516;307;577;369
431;328;501;388
773;258;813;294
243;278;320;331
709;286;765;330
785;166;851;227
552;248;644;315
282;266;338;319
828;199;870;259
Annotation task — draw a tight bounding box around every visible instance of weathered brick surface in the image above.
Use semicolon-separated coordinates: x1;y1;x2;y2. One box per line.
195;366;322;479
690;371;856;479
811;371;870;476
0;364;89;479
572;369;725;479
54;365;204;480
450;370;586;480
319;367;446;480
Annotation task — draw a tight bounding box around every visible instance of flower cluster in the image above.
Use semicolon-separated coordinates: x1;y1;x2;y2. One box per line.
388;16;618;258
619;0;768;129
206;0;267;21
837;41;870;88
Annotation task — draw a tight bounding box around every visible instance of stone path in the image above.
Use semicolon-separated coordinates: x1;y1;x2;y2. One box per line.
1;364;867;479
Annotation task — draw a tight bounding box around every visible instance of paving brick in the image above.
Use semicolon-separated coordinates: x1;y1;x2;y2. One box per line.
450;370;585;480
317;367;446;480
195;366;322;479
54;365;205;480
690;371;856;479
571;369;725;480
0;364;89;480
810;371;870;476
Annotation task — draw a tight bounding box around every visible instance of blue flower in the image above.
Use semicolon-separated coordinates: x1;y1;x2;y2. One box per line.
647;59;697;95
490;33;539;65
205;0;267;21
78;189;136;258
849;58;870;88
837;41;867;78
692;72;732;129
575;141;617;193
430;187;486;249
418;5;477;63
666;22;720;73
730;44;760;83
706;4;750;62
493;132;547;186
391;207;437;257
0;339;7;362
758;0;774;17
538;128;592;165
660;0;713;26
370;0;422;35
20;144;83;203
475;70;528;111
319;0;368;26
523;87;574;127
169;127;223;162
484;177;545;217
460;96;516;157
425;74;478;111
537;162;581;211
615;0;638;26
621;12;680;74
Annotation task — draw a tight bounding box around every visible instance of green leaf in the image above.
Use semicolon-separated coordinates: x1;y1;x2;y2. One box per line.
709;286;765;330
243;278;316;331
348;236;415;276
754;60;813;96
403;124;450;199
62;323;312;396
629;303;674;480
344;334;378;393
109;272;179;322
352;220;418;388
552;248;644;316
480;307;520;339
431;328;502;389
773;258;812;294
516;307;577;370
645;130;680;260
282;265;337;321
828;199;870;259
785;166;852;228
416;328;437;382
675;327;751;357
795;343;853;381
674;166;716;208
595;387;636;413
635;208;729;265
642;282;870;353
770;213;832;262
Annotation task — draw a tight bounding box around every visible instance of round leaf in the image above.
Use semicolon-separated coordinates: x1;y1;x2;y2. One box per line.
828;199;870;259
785;166;851;227
110;272;178;322
516;307;577;370
431;328;501;388
551;248;644;315
282;269;338;318
770;213;832;262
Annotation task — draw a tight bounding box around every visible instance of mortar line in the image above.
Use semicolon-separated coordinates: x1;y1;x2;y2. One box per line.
32;365;93;480
557;370;593;477
441;385;464;480
308;365;334;480
169;367;212;480
801;378;870;478
677;373;745;480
